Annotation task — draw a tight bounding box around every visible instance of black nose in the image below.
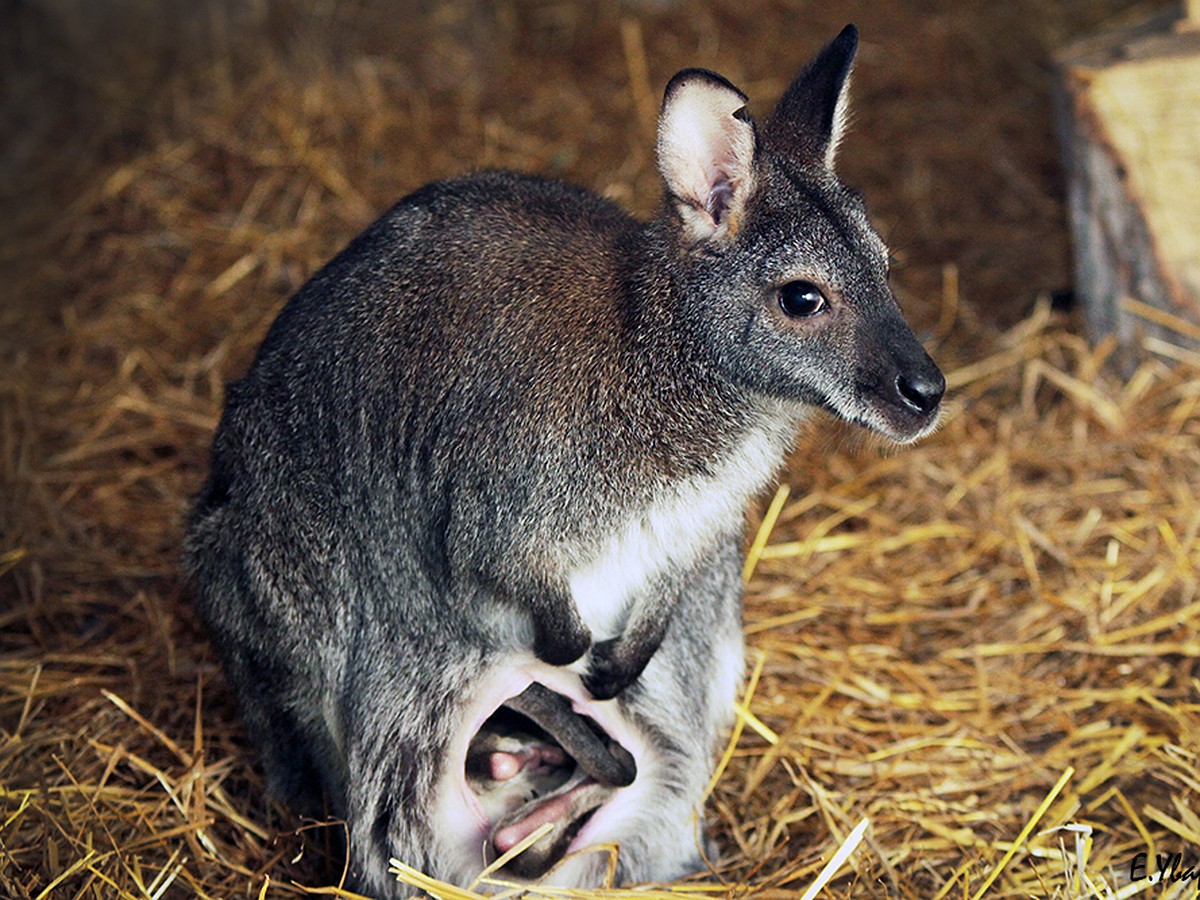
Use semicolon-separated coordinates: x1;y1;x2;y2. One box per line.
895;369;945;416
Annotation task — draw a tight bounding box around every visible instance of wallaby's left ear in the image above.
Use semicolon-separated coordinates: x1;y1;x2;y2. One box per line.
657;68;757;245
765;24;858;169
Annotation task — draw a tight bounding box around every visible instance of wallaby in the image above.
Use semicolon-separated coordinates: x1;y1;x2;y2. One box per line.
184;24;943;893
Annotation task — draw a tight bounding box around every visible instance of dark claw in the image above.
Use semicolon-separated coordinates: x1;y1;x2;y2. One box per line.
582;637;638;700
532;620;591;666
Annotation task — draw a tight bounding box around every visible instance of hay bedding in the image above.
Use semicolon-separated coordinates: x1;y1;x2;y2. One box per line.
2;1;1196;897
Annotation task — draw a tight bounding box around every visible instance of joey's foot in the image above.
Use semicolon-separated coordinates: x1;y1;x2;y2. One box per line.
486;743;569;781
582;638;641;700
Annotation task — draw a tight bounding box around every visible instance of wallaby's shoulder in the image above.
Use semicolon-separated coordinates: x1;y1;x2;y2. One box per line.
384;170;640;243
267;170;644;358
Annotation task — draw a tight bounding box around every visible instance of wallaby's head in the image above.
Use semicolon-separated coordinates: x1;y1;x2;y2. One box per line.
657;25;944;443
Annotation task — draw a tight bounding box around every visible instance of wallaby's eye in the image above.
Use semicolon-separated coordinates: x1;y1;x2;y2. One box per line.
778;281;828;318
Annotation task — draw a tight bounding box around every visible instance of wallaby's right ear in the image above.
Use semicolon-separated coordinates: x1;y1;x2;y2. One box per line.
656;69;757;245
765;24;858;170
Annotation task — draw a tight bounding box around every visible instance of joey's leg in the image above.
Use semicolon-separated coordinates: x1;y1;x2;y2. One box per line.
505;683;636;786
582;581;676;700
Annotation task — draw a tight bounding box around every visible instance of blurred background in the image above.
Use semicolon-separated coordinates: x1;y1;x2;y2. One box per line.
4;0;1158;340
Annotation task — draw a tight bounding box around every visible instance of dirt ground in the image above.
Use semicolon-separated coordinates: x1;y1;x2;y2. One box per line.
4;1;1197;898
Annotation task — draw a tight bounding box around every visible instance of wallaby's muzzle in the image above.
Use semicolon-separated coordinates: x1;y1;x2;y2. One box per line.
896;367;945;418
854;324;945;443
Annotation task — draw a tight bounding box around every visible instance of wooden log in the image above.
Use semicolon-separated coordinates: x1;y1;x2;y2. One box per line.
1054;8;1200;362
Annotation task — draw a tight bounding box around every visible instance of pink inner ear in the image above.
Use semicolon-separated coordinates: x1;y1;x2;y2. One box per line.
705;181;733;224
701;126;745;224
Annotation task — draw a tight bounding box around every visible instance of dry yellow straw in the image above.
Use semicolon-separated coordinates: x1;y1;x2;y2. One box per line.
743;484;790;582
390;823;559;900
1121;296;1200;343
797;818;870;900
928;859;973;900
389;858;485;900
0;547;27;577
703;650;766;802
469;822;557;891
968;767;1074;900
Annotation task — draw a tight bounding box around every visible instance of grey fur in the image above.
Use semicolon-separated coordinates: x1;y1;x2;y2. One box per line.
184;24;942;894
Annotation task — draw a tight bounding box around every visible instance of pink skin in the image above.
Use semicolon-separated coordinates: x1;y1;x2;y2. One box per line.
489;752;523;781
492;781;595;853
488;744;568;781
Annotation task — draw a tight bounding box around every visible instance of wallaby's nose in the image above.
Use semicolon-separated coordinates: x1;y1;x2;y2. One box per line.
895;369;945;416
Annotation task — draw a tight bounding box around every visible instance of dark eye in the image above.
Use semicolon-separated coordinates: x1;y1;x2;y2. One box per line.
778;280;828;318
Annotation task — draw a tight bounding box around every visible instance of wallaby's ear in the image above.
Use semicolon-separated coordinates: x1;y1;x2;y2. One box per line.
657;68;757;244
765;24;858;169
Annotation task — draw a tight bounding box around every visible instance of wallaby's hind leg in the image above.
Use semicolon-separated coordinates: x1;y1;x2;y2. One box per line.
221;646;340;818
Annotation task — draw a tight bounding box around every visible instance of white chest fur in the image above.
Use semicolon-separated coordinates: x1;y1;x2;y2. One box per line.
567;419;793;638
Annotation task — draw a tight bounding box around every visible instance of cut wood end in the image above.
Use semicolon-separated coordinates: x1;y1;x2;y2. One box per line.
1185;0;1200;30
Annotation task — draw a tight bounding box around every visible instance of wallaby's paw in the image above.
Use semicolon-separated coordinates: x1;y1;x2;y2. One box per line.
533;621;592;667
582;638;640;700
